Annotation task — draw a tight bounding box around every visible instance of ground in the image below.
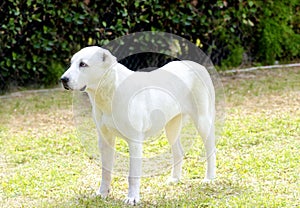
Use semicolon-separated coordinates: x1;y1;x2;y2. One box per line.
0;67;299;207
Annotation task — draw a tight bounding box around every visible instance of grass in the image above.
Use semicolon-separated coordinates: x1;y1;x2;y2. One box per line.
0;67;299;207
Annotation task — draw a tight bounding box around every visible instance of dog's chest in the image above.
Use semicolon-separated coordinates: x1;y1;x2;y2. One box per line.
100;114;124;137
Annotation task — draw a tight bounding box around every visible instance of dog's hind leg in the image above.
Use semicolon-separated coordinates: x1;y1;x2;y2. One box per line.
203;124;216;182
195;117;216;182
165;114;184;184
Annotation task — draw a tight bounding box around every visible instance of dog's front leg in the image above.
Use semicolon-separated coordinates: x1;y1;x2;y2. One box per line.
96;136;115;198
125;141;143;205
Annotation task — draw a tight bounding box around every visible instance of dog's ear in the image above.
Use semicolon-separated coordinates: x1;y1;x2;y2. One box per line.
102;52;106;62
101;49;117;66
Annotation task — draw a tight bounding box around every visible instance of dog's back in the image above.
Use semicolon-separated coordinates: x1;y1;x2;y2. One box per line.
159;60;215;117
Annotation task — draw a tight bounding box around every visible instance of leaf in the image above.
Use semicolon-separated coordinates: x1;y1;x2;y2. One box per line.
248;20;254;27
12;52;17;60
248;1;254;7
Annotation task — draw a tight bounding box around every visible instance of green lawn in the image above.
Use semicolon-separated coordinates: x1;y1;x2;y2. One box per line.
0;67;299;207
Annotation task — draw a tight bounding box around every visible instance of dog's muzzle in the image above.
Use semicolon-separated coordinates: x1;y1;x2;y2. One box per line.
61;76;70;90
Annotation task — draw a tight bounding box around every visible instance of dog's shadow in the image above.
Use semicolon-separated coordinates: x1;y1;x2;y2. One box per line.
56;191;129;208
141;178;244;207
60;178;243;207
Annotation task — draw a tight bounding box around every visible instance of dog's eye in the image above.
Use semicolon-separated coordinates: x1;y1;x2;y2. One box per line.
79;62;88;67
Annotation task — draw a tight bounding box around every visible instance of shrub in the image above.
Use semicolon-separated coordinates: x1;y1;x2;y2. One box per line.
256;1;300;64
0;0;299;93
0;0;101;92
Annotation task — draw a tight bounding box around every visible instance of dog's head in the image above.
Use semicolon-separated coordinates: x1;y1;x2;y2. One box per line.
61;46;117;91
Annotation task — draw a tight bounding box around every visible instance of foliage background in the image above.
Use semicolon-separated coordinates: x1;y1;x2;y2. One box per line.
0;0;299;93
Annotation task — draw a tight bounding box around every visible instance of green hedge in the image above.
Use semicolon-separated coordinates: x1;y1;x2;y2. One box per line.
1;0;299;93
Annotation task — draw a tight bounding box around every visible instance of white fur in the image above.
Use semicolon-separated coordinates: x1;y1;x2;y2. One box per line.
61;46;216;205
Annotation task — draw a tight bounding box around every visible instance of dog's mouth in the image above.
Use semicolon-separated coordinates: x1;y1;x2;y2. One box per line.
62;83;71;90
80;85;87;91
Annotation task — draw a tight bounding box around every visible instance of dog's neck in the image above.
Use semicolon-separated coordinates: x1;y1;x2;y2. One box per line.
86;63;133;114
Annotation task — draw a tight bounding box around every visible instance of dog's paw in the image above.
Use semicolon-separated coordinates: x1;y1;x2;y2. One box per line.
202;178;215;184
95;188;110;198
124;197;139;206
166;177;180;185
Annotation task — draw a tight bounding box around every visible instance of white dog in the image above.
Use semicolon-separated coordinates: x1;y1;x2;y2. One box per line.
61;46;216;205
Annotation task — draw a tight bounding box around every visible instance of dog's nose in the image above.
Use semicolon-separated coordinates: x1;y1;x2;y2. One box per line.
61;76;69;83
61;76;70;90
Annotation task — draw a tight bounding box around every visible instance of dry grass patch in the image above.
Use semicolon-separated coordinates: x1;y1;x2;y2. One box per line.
1;67;299;207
